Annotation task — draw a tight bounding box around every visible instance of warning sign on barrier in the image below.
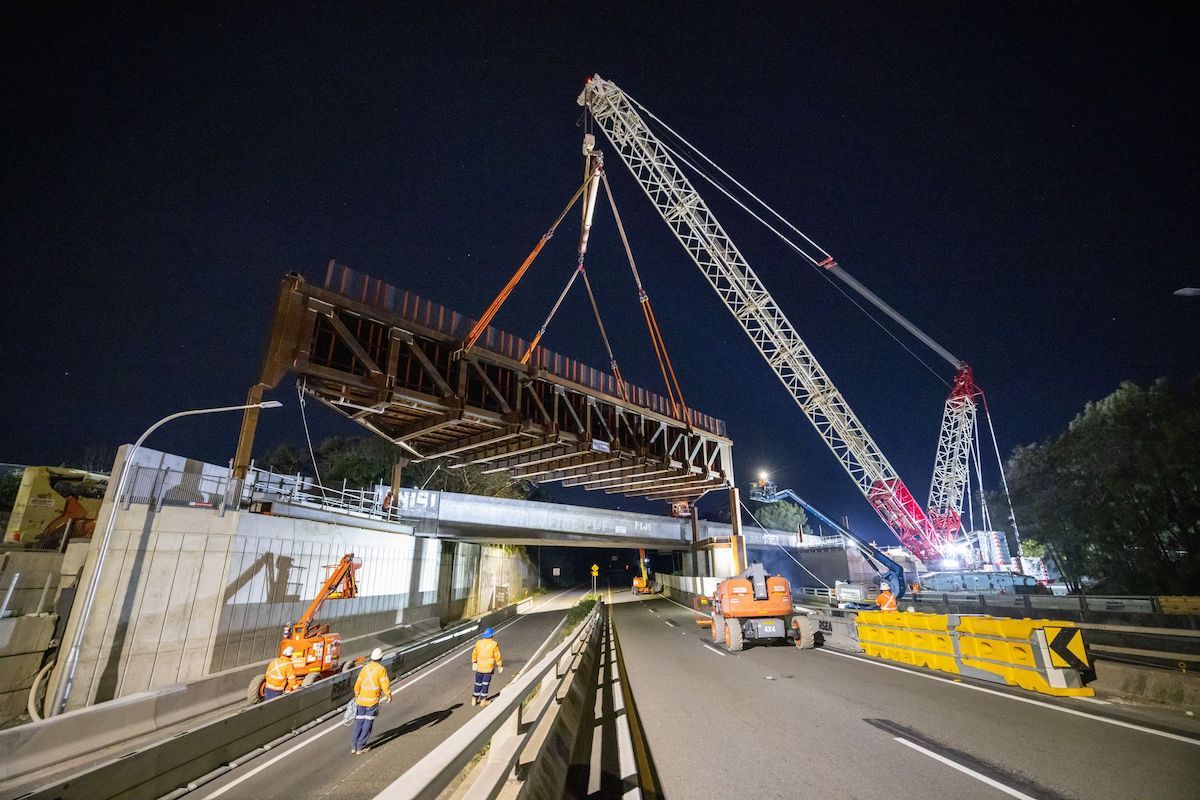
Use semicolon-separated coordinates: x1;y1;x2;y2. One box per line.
1044;626;1089;670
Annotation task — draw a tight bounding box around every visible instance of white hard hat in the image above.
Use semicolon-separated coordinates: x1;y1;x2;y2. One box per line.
880;583;891;591
371;647;383;661
282;645;294;656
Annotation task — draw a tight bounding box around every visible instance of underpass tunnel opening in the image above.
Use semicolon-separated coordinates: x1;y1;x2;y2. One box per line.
532;545;683;589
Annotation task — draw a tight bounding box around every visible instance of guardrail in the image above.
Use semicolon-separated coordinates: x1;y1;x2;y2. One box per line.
911;591;1200;618
376;601;606;800
853;610;1093;697
5;602;525;800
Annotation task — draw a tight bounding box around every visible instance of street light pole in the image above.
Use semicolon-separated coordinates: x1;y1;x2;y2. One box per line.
48;400;283;716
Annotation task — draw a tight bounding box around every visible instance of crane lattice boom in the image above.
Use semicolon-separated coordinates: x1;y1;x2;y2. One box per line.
579;75;953;563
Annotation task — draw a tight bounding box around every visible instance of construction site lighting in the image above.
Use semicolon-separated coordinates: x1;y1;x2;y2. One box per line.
49;400;283;716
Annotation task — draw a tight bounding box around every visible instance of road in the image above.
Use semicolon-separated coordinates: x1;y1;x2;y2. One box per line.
188;586;587;800
613;594;1200;800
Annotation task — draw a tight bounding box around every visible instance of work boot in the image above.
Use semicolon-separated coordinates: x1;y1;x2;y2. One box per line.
481;698;491;707
471;696;478;706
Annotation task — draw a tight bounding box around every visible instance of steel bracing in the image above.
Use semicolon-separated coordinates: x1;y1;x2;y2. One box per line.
236;265;732;504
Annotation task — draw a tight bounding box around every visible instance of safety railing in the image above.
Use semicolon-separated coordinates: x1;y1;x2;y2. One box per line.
853;609;1094;697
910;590;1200;618
120;465;241;513
114;464;441;534
376;601;606;800
248;468;441;535
0;570;59;618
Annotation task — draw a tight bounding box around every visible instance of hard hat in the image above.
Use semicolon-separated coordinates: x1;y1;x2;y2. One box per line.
282;645;294;656
880;582;891;591
482;627;495;638
371;647;383;661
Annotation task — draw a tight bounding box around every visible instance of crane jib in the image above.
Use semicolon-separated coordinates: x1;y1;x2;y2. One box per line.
579;74;971;564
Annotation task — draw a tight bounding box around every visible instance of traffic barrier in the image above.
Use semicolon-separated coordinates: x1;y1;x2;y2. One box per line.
852;610;1093;697
1158;596;1200;616
4;602;523;800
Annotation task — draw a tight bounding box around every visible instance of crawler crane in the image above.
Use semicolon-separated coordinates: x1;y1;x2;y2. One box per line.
577;76;1019;567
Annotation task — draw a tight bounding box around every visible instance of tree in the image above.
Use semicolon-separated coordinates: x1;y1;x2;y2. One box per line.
747;500;812;536
257;436;533;500
0;468;22;513
1005;379;1200;595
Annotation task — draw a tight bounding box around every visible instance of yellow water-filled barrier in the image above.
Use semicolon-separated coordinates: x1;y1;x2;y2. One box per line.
852;610;1093;697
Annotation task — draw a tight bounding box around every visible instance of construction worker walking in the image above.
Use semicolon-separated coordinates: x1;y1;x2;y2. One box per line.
876;582;899;612
351;648;392;754
263;645;299;700
470;627;503;707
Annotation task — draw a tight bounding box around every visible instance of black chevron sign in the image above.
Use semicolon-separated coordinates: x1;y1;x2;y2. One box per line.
1046;626;1089;671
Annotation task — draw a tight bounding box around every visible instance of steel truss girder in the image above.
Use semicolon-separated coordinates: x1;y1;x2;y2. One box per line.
581;77;944;561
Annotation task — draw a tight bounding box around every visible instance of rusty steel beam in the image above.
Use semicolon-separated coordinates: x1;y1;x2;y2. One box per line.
234;269;733;502
509;453;625;480
563;466;676;490
478;444;596;475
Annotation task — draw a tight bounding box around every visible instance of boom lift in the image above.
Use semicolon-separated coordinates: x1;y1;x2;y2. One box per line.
710;563;816;652
577;76;1017;567
631;547;654;594
250;552;361;702
749;478;906;607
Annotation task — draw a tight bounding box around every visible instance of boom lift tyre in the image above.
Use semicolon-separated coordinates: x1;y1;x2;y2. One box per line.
724;619;744;652
711;612;725;644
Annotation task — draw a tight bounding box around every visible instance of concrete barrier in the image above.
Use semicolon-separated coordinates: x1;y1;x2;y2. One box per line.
1;602;521;799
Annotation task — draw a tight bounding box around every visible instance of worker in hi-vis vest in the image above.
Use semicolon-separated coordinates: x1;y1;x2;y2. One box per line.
351;648;392;754
470;627;503;707
263;645;299;699
876;582;899;612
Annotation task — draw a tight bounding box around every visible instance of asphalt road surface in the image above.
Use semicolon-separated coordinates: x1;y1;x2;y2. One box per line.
613;594;1200;800
188;586;587;800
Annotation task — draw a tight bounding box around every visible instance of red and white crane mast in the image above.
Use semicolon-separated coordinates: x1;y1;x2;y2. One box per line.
579;75;981;565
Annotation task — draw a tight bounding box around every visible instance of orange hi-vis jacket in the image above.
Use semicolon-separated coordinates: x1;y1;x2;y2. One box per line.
876;590;898;612
354;661;392;707
264;656;298;692
471;638;502;674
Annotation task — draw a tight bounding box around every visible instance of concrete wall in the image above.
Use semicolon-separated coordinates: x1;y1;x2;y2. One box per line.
44;447;537;713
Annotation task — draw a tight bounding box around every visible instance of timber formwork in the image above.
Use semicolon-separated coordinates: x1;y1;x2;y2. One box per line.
236;264;732;504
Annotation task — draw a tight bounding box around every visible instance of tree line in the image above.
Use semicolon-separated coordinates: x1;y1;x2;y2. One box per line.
258;436;539;500
1004;379;1199;595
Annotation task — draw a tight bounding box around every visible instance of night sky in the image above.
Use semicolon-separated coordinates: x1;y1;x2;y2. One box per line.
3;5;1197;540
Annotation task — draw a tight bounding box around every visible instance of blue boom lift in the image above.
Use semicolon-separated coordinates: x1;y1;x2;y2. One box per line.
748;478;906;605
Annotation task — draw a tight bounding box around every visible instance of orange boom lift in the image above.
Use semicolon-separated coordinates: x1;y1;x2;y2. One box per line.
709;563;816;652
251;552;361;702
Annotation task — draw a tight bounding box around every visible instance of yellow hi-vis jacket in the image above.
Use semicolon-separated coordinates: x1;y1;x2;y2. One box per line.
264;656;297;692
471;638;502;674
354;661;392;707
876;590;898;612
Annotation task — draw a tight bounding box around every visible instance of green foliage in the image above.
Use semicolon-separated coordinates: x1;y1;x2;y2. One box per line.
0;469;22;512
563;597;598;634
258;436;532;500
748;500;812;536
1005;379;1200;594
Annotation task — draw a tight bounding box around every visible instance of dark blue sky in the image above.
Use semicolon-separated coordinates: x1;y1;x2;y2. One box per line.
3;4;1197;540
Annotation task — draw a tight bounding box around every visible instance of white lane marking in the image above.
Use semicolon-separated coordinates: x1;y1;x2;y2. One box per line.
816;648;1200;746
205;724;343;798
1077;697;1111;705
893;737;1037;800
662;595;700;614
702;644;728;658
664;620;677;628
204;586;581;798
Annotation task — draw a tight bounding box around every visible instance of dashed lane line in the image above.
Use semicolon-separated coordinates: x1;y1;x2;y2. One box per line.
201;586;581;798
816;647;1200;746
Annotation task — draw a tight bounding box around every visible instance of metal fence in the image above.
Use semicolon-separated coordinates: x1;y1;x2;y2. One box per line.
115;464;441;536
